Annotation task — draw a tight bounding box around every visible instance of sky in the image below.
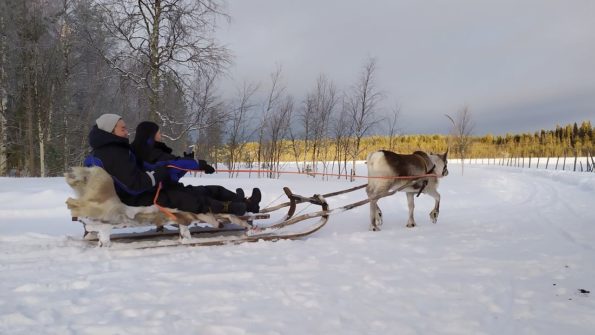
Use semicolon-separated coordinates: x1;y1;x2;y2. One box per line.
216;0;595;135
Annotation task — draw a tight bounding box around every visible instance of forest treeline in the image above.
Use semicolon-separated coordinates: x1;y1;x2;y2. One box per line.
215;120;594;173
1;1;592;178
372;120;595;159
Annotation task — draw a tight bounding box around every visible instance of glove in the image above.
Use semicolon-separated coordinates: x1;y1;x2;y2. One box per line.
183;151;194;158
198;159;215;174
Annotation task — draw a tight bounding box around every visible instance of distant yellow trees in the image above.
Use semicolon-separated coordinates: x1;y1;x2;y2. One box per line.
217;121;594;165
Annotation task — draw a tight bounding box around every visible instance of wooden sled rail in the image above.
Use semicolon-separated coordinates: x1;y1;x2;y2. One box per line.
74;186;332;247
259;183;368;220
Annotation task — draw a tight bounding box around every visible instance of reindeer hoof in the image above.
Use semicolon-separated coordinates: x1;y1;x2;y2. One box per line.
406;222;416;228
430;210;439;223
370;226;381;232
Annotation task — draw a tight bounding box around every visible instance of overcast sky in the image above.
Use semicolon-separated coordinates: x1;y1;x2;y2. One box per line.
216;0;595;135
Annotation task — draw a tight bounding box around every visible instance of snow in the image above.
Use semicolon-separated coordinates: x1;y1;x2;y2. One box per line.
1;163;594;334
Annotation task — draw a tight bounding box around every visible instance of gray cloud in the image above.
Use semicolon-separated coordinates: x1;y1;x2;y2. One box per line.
217;0;595;135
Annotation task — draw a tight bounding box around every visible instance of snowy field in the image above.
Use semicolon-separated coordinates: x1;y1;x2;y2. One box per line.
1;163;594;335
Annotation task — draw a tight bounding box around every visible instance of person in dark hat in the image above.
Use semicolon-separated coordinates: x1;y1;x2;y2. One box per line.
86;114;254;215
131;121;261;213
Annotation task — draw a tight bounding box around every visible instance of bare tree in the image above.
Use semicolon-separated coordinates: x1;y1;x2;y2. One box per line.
386;103;401;151
57;0;74;172
310;74;337;174
0;0;203;176
345;57;383;176
0;10;8;175
298;74;337;175
68;0;124;168
299;94;314;172
195;101;224;165
445;105;474;175
175;69;225;144
263;96;293;178
16;0;58;177
257;65;285;177
288;120;304;173
331;104;351;179
225;81;258;177
93;0;230;125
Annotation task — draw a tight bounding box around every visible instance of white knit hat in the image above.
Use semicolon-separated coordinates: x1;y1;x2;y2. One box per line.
96;114;122;133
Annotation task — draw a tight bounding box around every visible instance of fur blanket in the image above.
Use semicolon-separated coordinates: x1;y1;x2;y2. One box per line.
65;166;218;227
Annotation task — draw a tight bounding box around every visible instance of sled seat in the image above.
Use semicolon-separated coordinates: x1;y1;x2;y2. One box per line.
65;166;269;246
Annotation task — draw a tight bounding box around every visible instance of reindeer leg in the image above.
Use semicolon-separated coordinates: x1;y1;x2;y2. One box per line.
369;199;383;231
406;192;416;228
375;202;383;230
426;188;441;223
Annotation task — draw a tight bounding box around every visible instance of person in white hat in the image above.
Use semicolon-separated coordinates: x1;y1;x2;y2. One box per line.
95;113;128;137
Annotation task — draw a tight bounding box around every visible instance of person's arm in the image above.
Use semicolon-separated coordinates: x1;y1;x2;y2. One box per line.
151;142;178;162
182;150;215;174
103;147;169;193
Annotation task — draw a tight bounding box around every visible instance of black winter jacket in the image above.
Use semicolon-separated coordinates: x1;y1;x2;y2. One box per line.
87;126;171;207
144;141;178;163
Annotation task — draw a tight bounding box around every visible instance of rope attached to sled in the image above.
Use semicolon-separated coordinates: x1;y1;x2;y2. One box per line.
153;181;177;221
166;165;441;180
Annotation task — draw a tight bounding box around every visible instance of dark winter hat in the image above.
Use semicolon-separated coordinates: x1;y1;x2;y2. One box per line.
96;113;122;133
134;121;160;145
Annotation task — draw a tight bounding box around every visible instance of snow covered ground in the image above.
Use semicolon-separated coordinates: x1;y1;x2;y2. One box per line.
1;164;594;335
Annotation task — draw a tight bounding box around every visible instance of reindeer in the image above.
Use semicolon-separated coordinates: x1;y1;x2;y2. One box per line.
366;150;449;231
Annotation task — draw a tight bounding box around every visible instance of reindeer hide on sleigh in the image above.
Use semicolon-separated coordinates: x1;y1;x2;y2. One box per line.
65;166;252;245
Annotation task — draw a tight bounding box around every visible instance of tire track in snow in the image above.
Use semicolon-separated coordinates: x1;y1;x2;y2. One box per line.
477;167;592;252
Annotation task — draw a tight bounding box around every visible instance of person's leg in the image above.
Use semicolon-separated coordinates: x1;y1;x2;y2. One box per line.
186;185;244;202
205;197;246;215
182;184;260;214
167;185;247;215
160;187;208;213
198;185;260;213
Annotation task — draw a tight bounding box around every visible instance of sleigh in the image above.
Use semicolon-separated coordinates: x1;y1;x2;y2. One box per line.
65;166;336;248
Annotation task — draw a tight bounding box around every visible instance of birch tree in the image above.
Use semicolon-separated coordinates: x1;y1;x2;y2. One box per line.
257;66;285;177
0;11;8;175
299;94;314;172
331;104;351;178
446;106;474;175
309;74;337;174
225;82;258;177
19;0;47;176
386;103;401;151
263;95;293;178
195;102;224;165
57;0;74;172
94;0;230;126
184;69;224;142
345;57;382;175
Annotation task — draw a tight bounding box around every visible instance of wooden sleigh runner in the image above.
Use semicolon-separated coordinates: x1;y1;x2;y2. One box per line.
65;167;331;248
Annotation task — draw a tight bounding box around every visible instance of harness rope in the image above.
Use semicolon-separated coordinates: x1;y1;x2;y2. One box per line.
153;181;177;220
166;166;443;180
263;192;285;210
153;165;445;221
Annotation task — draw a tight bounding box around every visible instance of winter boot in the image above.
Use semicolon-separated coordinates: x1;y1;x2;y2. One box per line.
235;188;245;201
208;199;246;216
245;188;261;213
